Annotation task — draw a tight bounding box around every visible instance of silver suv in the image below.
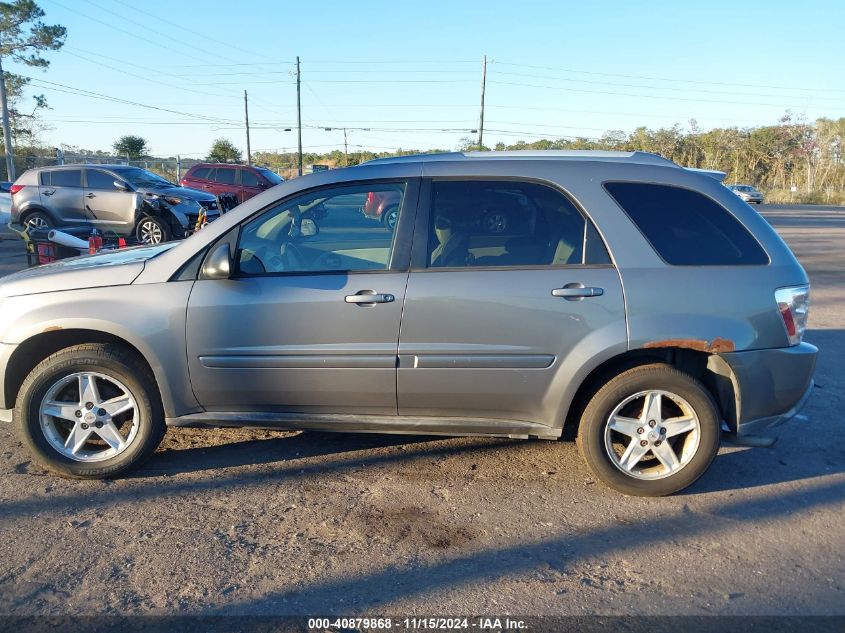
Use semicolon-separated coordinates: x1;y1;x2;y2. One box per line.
10;165;220;244
0;151;816;496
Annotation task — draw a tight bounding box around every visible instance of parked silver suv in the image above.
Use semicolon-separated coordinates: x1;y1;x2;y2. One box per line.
0;151;816;496
10;165;220;244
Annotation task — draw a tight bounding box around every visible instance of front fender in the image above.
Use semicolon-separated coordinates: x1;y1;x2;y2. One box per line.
0;282;200;417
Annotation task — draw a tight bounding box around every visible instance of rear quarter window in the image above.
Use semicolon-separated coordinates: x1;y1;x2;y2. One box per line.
604;182;769;266
190;167;211;180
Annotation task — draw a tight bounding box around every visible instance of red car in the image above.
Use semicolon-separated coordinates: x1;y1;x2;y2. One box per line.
362;190;401;229
180;163;284;205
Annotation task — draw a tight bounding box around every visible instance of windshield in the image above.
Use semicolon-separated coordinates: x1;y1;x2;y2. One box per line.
734;185;754;192
255;167;284;185
111;167;175;188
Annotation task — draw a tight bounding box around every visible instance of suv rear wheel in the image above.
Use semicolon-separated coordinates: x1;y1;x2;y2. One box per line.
576;363;720;496
23;211;53;230
15;344;166;479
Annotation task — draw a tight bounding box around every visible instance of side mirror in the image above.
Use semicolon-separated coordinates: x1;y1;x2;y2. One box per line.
202;243;232;280
114;180;130;192
300;218;318;237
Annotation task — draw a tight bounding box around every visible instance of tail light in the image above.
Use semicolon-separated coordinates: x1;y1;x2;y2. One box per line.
9;184;24;195
366;191;375;204
775;285;810;346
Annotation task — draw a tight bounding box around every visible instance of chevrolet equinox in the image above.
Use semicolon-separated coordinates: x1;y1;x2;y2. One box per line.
0;151;817;496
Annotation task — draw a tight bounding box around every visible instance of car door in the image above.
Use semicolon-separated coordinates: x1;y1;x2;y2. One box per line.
83;168;138;234
185;178;419;414
239;168;265;203
208;166;239;199
397;178;626;426
41;169;85;224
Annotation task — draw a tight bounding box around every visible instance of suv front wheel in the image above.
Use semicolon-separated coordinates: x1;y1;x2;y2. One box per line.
15;344;166;479
136;215;172;245
576;363;720;496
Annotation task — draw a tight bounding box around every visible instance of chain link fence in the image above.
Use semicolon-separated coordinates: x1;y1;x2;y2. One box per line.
2;153;292;183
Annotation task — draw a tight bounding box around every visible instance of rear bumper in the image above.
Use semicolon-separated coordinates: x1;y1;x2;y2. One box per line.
719;341;817;436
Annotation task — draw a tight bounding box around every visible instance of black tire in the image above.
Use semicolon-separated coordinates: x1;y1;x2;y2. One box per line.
22;210;53;230
15;344;166;479
135;215;172;245
381;205;399;231
576;363;720;496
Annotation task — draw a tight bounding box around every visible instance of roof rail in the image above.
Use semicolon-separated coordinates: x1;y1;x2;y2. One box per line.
362;150;677;167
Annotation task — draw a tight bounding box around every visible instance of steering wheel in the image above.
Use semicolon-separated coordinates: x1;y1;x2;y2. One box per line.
280;242;307;271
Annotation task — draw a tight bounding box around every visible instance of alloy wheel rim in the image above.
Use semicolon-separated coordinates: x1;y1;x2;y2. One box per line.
39;372;140;462
140;220;162;244
26;216;48;230
386;209;398;228
486;213;507;233
603;389;701;480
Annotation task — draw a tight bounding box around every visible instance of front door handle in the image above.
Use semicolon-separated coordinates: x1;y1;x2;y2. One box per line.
552;283;604;300
86;193;96;199
345;290;395;305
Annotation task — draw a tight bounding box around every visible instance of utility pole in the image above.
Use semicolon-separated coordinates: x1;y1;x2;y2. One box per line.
243;90;252;165
296;56;303;176
477;54;487;150
343;128;348;166
0;40;15;181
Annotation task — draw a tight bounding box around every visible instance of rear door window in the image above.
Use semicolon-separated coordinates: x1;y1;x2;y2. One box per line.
191;167;211;180
425;179;610;268
604;182;768;265
214;168;238;185
50;170;82;188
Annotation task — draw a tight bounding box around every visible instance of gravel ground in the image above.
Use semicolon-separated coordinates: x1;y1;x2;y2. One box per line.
0;206;842;617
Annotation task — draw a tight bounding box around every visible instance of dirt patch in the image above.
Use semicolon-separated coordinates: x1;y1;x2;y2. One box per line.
357;505;480;551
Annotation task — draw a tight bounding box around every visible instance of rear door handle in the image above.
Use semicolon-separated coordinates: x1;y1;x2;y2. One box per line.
345;290;395;305
552;284;604;300
86;193;96;199
42;189;55;196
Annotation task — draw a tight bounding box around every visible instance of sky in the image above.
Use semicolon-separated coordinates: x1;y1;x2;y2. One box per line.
9;0;845;160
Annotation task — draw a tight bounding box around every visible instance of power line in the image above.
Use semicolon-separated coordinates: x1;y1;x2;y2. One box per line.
487;80;820;108
110;0;272;60
64;50;236;100
492;60;845;94
489;69;845;103
80;0;241;65
44;0;211;64
24;76;240;125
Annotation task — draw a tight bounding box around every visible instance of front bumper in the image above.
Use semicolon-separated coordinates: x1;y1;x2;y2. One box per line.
719;341;817;436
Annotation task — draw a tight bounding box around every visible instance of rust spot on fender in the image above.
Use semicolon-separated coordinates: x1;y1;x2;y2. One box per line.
644;337;735;353
42;326;63;332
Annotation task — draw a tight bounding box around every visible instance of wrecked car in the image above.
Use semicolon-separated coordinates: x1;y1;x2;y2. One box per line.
9;165;220;244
